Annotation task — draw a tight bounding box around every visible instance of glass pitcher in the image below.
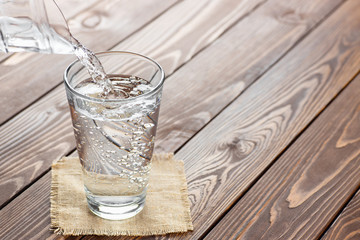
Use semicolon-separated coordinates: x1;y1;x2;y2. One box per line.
0;0;74;54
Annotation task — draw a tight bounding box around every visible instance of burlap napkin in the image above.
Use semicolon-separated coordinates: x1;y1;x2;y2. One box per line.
50;153;193;236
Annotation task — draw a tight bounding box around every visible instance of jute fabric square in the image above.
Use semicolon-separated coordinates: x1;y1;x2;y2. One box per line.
51;153;193;236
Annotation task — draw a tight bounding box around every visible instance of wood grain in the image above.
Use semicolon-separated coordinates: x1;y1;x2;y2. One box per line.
169;0;360;238
0;0;267;208
153;0;346;153
110;0;266;75
0;0;177;125
0;85;74;208
0;170;81;240
322;188;360;240
0;0;353;239
0;54;10;63
0;150;79;240
205;75;360;239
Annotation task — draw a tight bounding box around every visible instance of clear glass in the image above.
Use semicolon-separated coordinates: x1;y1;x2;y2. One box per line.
64;51;165;220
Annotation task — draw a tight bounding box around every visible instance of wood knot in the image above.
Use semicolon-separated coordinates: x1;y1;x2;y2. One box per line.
55;101;69;112
82;11;106;29
273;6;306;25
281;10;306;24
227;137;241;149
221;136;255;156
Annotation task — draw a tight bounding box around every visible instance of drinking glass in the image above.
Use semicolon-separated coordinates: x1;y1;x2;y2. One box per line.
64;51;164;220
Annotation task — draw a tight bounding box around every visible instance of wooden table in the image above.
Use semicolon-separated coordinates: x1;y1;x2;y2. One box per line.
1;0;360;239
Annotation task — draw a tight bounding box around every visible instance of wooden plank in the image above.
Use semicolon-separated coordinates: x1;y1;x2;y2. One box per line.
152;0;346;153
54;0;100;19
205;74;360;239
0;0;350;239
0;151;79;240
110;0;265;75
0;171;82;240
0;85;75;208
167;0;360;239
0;0;177;125
0;0;267;208
0;54;9;62
322;188;360;239
0;171;52;239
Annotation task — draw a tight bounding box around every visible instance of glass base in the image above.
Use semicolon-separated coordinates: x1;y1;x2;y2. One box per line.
85;188;146;220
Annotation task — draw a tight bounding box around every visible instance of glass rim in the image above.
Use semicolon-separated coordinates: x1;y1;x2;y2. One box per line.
63;51;165;103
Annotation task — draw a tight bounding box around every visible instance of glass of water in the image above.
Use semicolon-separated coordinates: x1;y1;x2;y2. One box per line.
64;51;164;220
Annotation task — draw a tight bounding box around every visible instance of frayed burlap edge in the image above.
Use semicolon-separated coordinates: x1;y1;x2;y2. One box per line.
52;227;191;236
152;153;194;233
50;157;68;235
50;157;60;234
50;153;193;236
161;154;194;232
